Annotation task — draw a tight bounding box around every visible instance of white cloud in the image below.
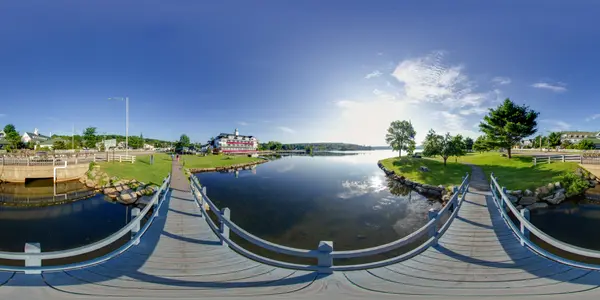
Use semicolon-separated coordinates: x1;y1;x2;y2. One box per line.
365;70;383;79
491;76;511;85
237;121;249;126
585;114;600;122
458;106;490;116
531;82;567;92
539;119;571;131
278;126;295;134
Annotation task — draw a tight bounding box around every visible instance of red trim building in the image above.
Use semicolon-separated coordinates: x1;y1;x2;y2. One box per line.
212;129;259;153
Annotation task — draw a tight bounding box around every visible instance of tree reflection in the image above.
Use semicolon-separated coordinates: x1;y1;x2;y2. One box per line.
387;179;412;197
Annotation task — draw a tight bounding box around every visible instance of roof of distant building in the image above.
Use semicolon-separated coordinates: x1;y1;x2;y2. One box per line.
24;132;51;140
216;133;255;138
561;131;599;136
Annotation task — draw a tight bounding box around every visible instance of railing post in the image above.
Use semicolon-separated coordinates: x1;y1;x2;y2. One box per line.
580;155;583;164
428;208;438;245
220;207;231;247
465;172;469;192
500;187;507;211
548;156;551;164
75;157;78;164
533;157;536;166
24;242;41;274
562;155;565;162
119;155;122;163
131;207;141;245
316;241;334;273
520;208;530;246
27;158;30;166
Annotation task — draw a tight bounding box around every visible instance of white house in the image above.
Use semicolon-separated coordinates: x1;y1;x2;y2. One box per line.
211;129;259;153
560;131;600;144
21;128;51;144
144;143;155;150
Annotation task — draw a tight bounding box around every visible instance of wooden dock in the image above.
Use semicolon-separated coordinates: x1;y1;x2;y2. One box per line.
0;162;598;299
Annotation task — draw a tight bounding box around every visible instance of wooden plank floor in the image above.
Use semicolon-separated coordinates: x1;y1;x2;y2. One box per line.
0;162;598;300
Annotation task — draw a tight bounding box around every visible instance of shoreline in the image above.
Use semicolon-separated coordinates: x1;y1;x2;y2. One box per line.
189;159;268;173
377;161;447;199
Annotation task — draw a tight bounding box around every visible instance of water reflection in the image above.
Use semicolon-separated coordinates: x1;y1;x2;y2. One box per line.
194;150;441;264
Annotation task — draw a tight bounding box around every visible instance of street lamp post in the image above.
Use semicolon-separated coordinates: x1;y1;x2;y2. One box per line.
108;97;129;157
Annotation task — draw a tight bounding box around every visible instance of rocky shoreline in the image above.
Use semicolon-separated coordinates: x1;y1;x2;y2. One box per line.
377;162;451;199
506;167;600;211
188;159;268;173
80;167;159;206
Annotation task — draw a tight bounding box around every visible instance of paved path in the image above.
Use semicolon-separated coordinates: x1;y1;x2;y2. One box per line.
0;163;599;299
581;164;600;178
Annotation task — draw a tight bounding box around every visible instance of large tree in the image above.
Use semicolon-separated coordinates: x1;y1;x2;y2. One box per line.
385;120;416;157
178;134;191;148
464;137;474;152
422;130;464;166
3;124;21;150
83;127;98;149
479;98;539;158
473;136;492;153
577;139;596;150
547;132;562;149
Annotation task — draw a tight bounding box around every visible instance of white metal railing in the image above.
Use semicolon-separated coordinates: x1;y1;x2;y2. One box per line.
490;173;600;270
0;173;171;274
532;154;583;166
105;155;136;163
190;173;470;272
0;156;97;166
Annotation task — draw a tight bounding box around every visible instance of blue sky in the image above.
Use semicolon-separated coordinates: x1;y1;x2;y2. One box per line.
1;1;599;145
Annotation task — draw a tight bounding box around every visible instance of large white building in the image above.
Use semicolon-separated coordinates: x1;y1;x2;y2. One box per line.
560;131;600;143
21;128;51;144
212;129;259;153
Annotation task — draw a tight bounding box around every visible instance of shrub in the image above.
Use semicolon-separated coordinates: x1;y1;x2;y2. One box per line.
560;172;590;197
88;162;97;172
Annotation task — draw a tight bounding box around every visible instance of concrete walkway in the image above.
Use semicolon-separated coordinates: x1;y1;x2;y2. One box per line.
581;164;600;178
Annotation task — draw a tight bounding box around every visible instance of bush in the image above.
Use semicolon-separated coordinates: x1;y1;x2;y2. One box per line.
88;162;97;172
560;172;590;197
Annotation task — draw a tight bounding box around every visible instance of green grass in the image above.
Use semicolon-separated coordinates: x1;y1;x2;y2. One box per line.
379;157;471;187
381;152;580;191
98;153;263;186
446;152;579;191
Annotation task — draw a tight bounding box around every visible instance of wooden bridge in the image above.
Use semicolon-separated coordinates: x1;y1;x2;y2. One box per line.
0;161;599;299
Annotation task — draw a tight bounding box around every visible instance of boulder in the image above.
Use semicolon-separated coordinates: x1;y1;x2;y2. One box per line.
419;166;430;172
136;195;152;206
107;192;119;200
442;194;451;202
118;189;138;204
590;180;597;188
519;196;537;206
546;183;555;193
103;187;117;194
507;194;519;204
527;202;549;210
438;185;446;190
85;179;96;188
543;190;566;205
509;190;523;197
554;182;561;189
575;168;585;177
535;186;551;199
524;189;533;197
427;189;442;197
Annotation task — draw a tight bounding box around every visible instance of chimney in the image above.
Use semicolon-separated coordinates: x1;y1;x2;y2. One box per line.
34;128;38;135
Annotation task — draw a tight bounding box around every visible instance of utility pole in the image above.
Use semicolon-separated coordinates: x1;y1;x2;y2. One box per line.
126;96;129;157
72;124;75;150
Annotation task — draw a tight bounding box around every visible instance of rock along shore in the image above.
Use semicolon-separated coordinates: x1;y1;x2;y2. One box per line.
377;161;450;199
188;159;268;173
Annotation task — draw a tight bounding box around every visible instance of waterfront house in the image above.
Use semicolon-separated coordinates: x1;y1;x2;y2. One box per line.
560;131;600;143
211;129;259;153
38;138;66;150
21;128;51;144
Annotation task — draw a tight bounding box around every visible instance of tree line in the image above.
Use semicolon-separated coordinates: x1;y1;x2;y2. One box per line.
1;124;172;151
258;142;374;151
385;98;545;164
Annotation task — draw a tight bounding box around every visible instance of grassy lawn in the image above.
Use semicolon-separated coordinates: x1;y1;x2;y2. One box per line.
98;153;264;186
379;157;471;187
449;152;579;191
181;155;263;169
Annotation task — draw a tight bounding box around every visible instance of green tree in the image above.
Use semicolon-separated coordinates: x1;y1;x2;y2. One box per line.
53;140;67;150
178;134;190;148
479;98;539;158
473;136;492;153
452;134;466;162
385;120;416;157
464;137;474;152
561;140;573;149
83;127;97;149
3;124;21;150
422;129;441;157
547;132;562;148
577;139;596;150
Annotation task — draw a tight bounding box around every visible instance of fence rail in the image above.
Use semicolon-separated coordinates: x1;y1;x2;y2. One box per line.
190;173;471;272
0;174;171;274
490;174;600;270
531;154;600;165
104;155;136;163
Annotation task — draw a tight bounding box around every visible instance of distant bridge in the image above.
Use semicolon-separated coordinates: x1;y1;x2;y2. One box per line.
0;162;599;299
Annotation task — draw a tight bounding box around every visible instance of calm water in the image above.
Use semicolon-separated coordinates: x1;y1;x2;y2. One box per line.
195;150;442;263
0;179;129;253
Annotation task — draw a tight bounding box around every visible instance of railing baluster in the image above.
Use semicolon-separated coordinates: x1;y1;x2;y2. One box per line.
520;208;530;246
220;208;231;247
428;208;439;245
131;207;141;245
316;241;334;273
24;243;41;274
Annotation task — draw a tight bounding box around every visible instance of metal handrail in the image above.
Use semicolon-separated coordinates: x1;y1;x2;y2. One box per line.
190;172;471;271
490;174;600;269
0;173;171;272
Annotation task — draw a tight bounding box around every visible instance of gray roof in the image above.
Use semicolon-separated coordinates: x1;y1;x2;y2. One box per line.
217;133;254;138
24;132;51;140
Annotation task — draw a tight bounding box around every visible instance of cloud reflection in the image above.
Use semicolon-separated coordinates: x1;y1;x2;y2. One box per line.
338;173;386;199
